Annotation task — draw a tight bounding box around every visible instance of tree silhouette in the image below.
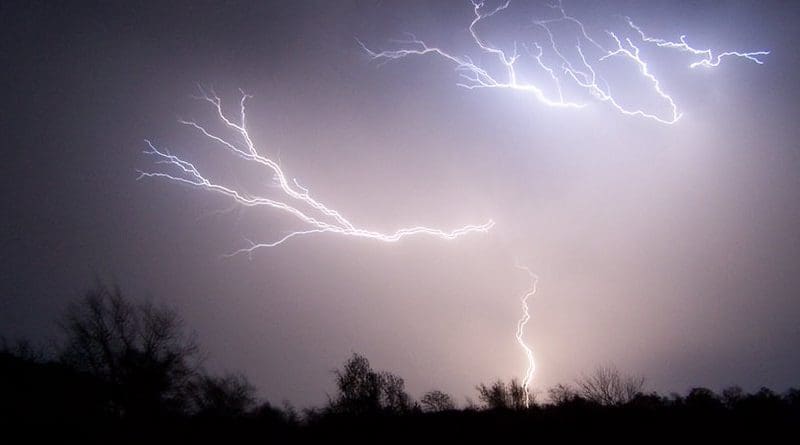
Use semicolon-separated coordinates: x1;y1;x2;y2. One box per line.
722;385;745;408
2;331;798;442
3;285;797;442
190;373;256;417
684;387;723;410
576;365;644;406
381;371;412;412
547;383;580;405
59;283;200;418
420;390;456;412
476;378;528;410
329;353;412;415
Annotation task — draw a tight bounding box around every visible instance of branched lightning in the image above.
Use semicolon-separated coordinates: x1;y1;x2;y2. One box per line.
138;87;494;256
359;0;770;125
625;17;770;69
514;263;538;408
357;0;586;110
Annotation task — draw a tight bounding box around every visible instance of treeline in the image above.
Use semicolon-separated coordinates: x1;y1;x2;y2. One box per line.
1;285;797;443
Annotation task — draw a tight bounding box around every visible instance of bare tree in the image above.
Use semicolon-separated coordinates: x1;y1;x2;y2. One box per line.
59;283;200;417
476;378;529;410
190;373;256;417
576;365;644;406
476;380;509;410
508;378;527;409
420;390;456;412
548;383;580;405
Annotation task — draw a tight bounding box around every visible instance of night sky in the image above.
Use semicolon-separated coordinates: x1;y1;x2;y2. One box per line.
2;0;799;407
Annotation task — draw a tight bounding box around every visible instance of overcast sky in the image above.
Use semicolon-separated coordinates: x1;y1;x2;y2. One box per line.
2;0;799;407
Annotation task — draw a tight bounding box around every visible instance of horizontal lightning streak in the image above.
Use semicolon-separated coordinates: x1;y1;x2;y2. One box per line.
360;0;769;125
625;17;770;69
138;87;494;256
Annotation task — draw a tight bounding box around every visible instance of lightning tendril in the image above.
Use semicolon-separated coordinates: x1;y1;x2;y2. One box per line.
359;0;770;125
138;87;494;256
515;263;539;408
624;17;770;69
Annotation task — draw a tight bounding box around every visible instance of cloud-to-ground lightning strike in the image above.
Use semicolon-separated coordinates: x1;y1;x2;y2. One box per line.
359;0;770;125
357;0;770;404
138;88;494;256
514;264;539;408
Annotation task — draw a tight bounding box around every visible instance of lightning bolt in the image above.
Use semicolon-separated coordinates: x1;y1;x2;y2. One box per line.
138;87;494;256
359;0;770;125
514;263;538;408
624;17;770;69
357;0;586;110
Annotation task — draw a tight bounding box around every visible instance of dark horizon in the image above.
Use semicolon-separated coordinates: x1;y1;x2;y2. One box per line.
2;0;800;409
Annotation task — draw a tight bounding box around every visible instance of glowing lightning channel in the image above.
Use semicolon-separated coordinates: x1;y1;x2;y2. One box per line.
138;87;494;256
359;0;770;125
625;17;770;69
359;0;678;124
357;0;586;110
533;6;682;124
514;263;539;408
